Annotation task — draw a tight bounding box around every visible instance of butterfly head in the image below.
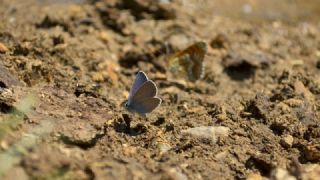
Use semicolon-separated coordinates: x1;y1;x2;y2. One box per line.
121;100;129;108
122;101;134;114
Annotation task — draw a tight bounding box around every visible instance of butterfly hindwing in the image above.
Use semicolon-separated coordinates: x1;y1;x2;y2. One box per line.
131;81;158;104
131;97;162;114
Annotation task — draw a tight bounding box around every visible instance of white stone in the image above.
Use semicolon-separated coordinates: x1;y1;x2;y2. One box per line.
182;126;230;142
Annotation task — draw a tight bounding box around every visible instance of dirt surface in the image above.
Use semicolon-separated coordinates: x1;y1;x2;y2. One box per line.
0;0;320;179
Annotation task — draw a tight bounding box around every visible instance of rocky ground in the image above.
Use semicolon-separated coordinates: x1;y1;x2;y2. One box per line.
0;0;320;179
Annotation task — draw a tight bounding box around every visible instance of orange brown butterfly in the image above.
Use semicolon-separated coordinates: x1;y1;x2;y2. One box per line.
166;41;208;82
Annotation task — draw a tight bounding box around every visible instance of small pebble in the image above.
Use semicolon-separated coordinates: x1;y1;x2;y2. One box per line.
165;168;188;180
91;72;104;82
246;173;262;180
216;114;228;122
271;168;296;180
0;141;8;150
0;42;9;53
99;31;110;43
280;135;293;148
294;81;314;101
158;143;171;155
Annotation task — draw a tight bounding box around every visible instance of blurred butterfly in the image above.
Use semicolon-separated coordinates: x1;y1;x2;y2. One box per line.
125;71;162;116
166;41;208;82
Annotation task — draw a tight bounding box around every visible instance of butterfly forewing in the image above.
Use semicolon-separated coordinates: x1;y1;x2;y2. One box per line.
184;41;207;81
131;97;162;114
128;71;148;103
131;81;158;104
190;50;205;80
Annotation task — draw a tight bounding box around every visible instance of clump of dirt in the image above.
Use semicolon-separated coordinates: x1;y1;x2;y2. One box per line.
0;0;320;179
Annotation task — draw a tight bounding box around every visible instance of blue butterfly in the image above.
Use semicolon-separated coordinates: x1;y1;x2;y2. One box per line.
125;71;162;116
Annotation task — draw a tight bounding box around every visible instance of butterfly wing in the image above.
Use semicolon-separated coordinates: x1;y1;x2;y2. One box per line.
184;41;207;81
167;53;190;76
128;80;161;115
131;81;158;104
167;41;207;81
128;71;148;104
130;97;162;115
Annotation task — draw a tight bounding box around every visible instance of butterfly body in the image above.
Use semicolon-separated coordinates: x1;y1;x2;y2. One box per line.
167;41;208;81
125;71;161;116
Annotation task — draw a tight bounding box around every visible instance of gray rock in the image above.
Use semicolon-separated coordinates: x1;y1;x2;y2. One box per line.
181;126;230;142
